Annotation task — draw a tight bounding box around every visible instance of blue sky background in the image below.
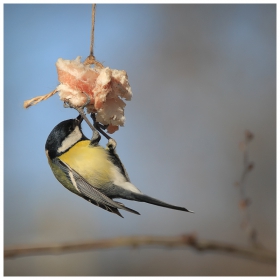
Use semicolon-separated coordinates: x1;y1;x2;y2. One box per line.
4;4;276;276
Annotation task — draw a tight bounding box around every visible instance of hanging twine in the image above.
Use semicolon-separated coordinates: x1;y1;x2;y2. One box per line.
23;3;103;109
23;89;58;109
84;4;103;68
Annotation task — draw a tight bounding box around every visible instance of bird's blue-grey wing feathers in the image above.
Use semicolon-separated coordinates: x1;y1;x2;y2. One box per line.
54;158;140;217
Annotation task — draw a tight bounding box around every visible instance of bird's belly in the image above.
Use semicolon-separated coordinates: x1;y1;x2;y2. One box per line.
59;141;113;187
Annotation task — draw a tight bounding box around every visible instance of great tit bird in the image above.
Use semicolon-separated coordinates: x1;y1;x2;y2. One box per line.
45;115;193;217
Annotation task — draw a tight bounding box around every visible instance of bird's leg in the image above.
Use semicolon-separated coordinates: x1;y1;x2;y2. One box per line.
90;113;117;150
91;114;109;131
81;92;91;107
63;96;96;133
71;108;101;145
63;98;116;148
74;107;96;132
63;98;101;145
90;113;111;140
106;138;117;151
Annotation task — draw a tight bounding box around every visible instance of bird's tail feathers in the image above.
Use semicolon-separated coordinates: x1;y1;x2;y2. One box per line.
86;197;140;218
130;193;194;213
115;201;141;216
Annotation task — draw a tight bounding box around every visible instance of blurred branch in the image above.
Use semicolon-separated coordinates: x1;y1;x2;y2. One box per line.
4;234;275;264
235;130;259;246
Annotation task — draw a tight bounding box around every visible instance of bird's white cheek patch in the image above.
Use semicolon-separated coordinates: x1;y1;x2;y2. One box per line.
45;150;50;159
58;126;82;153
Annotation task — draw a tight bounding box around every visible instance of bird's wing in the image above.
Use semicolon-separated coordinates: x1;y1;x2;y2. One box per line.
54;158;140;217
106;148;131;182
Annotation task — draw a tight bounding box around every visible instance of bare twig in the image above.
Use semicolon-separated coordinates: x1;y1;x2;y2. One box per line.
236;130;258;246
4;234;275;264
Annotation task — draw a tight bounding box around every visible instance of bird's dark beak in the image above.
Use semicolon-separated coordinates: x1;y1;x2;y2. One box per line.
76;115;84;124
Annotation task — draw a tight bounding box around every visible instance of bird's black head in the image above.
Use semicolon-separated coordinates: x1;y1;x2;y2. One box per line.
45;115;87;159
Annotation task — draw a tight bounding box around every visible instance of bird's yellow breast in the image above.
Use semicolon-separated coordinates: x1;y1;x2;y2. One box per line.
58;140;113;187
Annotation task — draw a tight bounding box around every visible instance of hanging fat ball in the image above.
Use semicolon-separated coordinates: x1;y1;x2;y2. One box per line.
24;56;132;135
56;56;132;134
45;115;194;217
